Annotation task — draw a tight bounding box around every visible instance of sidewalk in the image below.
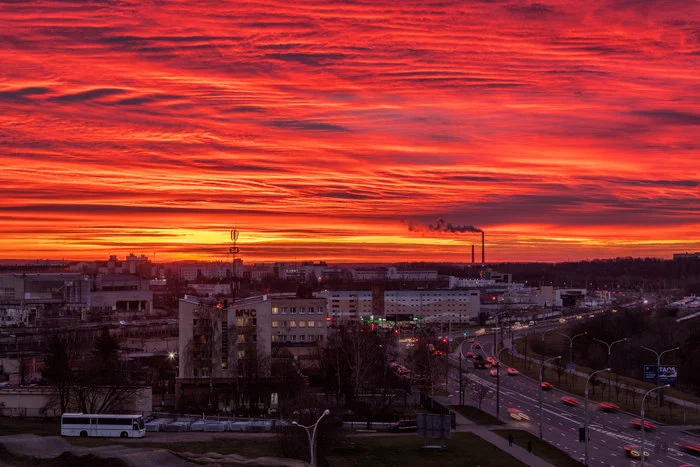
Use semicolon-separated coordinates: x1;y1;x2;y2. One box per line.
446;401;557;467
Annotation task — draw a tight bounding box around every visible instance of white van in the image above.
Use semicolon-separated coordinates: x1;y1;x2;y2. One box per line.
529;320;536;327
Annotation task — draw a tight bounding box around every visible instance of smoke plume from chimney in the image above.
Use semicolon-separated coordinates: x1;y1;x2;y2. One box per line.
428;218;482;234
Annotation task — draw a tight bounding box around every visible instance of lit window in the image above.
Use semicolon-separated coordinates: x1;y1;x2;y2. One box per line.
308;321;315;328
272;321;279;328
237;334;245;343
272;335;280;342
238;350;246;358
299;321;306;328
272;307;279;314
289;321;297;328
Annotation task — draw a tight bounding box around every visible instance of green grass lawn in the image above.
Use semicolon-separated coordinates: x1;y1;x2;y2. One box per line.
450;405;504;425
1;429;527;467
493;429;582;467
68;436;282;459
325;432;527;467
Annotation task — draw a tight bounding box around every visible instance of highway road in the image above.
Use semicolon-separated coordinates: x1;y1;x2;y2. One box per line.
445;336;700;467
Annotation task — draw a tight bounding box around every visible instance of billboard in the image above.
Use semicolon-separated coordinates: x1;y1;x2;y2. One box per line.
416;413;451;439
643;365;678;384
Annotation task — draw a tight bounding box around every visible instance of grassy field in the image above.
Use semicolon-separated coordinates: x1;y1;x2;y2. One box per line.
507;340;700;425
450;405;505;425
68;436;282;459
325;432;528;467
493;429;582;467
0;426;527;467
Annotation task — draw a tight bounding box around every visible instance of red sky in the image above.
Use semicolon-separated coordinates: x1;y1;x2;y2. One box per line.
1;0;698;263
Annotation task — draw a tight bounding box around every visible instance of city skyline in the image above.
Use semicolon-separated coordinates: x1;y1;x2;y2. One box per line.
1;1;698;263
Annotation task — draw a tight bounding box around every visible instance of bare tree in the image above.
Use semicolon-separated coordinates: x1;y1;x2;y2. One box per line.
42;334;79;414
71;333;143;414
471;382;493;410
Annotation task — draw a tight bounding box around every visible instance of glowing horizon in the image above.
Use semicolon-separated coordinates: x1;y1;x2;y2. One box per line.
1;1;698;263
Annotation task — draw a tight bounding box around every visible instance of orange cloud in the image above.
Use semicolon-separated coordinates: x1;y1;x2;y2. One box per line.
0;0;698;262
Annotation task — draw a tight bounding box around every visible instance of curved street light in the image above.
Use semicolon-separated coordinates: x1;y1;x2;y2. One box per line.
556;331;587;367
641;346;679;405
593;337;628;399
539;355;561;440
640;385;669;467
494;345;512;421
293;409;330;467
583;368;610;466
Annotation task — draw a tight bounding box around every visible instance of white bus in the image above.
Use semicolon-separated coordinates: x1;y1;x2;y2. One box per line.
61;413;146;438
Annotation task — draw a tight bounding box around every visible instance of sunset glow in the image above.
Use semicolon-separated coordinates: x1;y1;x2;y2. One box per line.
1;0;698;262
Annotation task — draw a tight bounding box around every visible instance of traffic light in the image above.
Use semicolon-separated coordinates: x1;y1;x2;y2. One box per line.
463;331;467;337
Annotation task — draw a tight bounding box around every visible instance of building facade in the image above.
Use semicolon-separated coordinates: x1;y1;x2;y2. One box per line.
316;289;480;324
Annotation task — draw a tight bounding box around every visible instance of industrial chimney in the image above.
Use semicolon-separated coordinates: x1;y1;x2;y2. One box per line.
481;231;485;265
471;245;475;265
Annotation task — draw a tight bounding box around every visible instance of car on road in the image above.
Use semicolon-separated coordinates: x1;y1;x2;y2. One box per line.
561;397;580;407
473;343;482;349
623;444;649;459
507;367;519;376
541;382;554;391
388;420;418;433
529;320;536;327
507;408;530;421
475;328;486;336
629;418;657;431
468;338;475;343
473;357;490;369
558;318;566;324
682;444;700;456
600;402;619;412
490;369;498;377
465;352;475;359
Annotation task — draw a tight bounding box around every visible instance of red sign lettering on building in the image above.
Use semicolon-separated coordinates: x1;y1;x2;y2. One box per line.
235;309;257;318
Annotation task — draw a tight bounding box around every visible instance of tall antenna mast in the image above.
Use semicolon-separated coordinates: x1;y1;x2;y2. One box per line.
229;229;240;304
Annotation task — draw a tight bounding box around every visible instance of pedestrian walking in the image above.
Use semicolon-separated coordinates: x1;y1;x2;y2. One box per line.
508;434;513;446
527;440;532;453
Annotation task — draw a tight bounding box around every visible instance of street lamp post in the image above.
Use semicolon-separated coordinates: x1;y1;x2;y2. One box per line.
640;385;669;467
592;337;628;400
583;368;610;466
494;345;511;421
641;346;679;406
539;356;561;440
556;332;587;367
293;409;330;467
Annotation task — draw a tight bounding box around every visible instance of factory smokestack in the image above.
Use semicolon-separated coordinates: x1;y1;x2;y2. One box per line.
481;231;485;265
471;245;475;265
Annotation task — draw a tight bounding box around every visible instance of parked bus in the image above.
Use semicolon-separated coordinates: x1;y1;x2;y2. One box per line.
61;413;146;438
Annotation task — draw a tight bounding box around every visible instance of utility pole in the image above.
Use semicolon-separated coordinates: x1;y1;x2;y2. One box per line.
229;229;240;304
